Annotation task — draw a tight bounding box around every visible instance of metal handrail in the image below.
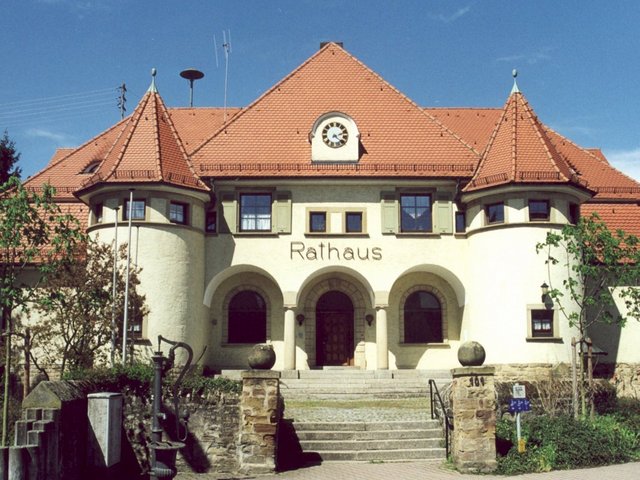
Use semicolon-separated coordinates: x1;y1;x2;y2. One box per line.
429;379;453;458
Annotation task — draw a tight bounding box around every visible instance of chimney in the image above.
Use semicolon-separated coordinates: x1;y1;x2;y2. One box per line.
320;41;343;49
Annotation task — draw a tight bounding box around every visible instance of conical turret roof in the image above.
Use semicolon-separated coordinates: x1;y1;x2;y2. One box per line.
464;89;580;192
77;79;208;194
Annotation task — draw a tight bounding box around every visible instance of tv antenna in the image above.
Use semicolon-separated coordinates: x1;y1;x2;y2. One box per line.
214;29;232;122
179;68;205;107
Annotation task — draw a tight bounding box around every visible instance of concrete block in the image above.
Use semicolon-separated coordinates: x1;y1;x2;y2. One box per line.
87;392;123;468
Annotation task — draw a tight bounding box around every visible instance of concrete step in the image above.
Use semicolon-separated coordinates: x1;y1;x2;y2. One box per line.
309;447;445;462
299;437;443;451
292;420;439;432
295;428;439;441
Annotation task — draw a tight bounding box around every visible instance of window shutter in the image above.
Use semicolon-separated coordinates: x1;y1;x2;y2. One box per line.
273;191;292;233
435;195;453;234
219;192;237;233
380;191;398;233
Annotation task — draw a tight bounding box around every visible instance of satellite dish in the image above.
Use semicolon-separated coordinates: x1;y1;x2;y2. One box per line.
180;68;205;107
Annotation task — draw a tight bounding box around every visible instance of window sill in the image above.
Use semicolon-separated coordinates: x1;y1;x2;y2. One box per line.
395;232;440;238
400;341;450;348
305;232;369;238
233;232;279;237
526;336;563;343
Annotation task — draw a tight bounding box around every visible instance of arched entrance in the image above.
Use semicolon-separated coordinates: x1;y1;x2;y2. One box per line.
316;291;354;366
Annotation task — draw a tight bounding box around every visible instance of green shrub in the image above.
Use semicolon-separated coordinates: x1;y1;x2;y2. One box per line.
496;413;639;474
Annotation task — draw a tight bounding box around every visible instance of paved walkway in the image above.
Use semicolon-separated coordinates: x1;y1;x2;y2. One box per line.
176;460;640;480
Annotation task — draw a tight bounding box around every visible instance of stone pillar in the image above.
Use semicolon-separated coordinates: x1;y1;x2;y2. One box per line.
375;306;389;370
450;366;497;473
87;393;123;469
283;307;296;370
239;371;281;475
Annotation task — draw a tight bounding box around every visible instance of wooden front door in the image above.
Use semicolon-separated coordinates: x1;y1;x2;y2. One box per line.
316;291;354;366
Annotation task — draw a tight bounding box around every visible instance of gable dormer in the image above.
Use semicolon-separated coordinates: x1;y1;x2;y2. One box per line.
310;112;360;162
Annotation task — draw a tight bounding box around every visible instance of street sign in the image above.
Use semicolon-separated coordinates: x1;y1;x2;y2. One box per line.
513;384;526;399
508;398;531;413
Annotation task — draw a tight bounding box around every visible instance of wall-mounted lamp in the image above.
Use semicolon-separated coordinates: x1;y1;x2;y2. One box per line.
540;282;550;303
366;314;374;327
296;314;305;326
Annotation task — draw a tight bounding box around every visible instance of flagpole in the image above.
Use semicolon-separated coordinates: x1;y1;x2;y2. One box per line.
110;207;119;366
122;190;134;363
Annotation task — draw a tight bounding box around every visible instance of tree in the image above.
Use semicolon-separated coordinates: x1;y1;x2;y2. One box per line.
30;239;148;377
0;175;85;445
0;131;21;184
537;213;640;418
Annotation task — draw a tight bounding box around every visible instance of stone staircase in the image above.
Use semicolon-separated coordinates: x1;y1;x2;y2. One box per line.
277;369;451;464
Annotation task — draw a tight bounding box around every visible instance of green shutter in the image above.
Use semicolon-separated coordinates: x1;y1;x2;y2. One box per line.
219;192;237;233
381;191;398;234
435;194;453;234
273;191;292;233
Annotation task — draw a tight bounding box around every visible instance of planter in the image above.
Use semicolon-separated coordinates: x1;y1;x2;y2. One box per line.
248;344;276;370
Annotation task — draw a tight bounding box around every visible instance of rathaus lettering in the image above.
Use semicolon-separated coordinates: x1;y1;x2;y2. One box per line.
290;241;382;261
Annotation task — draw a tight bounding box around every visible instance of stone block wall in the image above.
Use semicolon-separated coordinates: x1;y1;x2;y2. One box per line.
238;371;282;475
450;366;497;473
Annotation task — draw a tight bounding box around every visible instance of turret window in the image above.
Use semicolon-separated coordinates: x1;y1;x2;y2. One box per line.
485;202;504;224
529;200;550;221
169;202;188;225
123;199;146;220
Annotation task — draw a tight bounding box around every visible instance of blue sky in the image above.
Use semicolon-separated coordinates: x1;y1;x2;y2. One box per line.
2;0;640;181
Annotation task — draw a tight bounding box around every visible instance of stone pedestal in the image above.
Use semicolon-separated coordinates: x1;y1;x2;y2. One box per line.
87;392;123;469
238;371;281;475
450;366;497;473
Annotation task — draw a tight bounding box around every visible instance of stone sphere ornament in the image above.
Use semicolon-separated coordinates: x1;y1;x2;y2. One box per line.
248;343;276;370
457;341;486;367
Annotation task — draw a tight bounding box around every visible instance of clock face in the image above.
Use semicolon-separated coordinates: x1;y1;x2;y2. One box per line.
322;121;349;148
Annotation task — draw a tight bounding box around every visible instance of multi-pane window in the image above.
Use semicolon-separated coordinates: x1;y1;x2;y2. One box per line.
93;203;103;224
240;194;271;232
346;212;363;233
169;202;188;225
485;202;504;224
531;309;554;338
400;194;432;232
228;290;267;343
569;203;580;225
206;210;217;232
455;211;466;233
404;291;443;343
309;212;327;232
529;200;550;221
123;199;146;220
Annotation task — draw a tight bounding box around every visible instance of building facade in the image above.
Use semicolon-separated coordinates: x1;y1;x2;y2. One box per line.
26;43;640;373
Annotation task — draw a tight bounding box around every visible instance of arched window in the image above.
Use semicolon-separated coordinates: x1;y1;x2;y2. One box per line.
228;290;267;343
404;291;443;343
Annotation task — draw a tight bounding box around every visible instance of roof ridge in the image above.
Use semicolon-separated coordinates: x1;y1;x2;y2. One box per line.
466;95;511;188
155;92;208;189
99;91;151;182
517;93;570;181
191;43;338;156
24;116;129;188
544;124;640;189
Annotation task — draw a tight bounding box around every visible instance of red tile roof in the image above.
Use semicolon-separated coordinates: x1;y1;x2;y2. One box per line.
76;86;208;193
20;42;640;234
582;203;640;238
191;42;479;178
463;92;582;192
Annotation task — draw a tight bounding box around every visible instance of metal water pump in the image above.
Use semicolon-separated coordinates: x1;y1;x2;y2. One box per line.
149;335;193;480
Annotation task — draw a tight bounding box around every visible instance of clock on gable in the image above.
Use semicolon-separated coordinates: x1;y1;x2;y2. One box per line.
311;113;359;162
322;121;349;148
